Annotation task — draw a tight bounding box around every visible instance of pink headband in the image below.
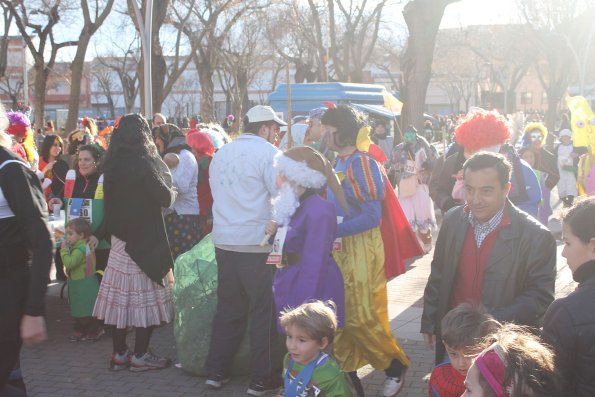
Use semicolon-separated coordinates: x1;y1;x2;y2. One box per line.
475;344;508;397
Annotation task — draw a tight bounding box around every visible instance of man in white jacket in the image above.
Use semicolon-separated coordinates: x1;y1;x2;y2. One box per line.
206;105;285;396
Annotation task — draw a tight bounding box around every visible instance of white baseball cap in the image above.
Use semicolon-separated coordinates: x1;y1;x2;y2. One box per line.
245;105;287;126
559;129;572;138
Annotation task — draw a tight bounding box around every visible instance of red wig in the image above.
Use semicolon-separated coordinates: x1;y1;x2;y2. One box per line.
186;129;215;157
454;109;511;151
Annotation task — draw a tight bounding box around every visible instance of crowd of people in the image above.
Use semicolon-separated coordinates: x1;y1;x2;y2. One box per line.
0;97;594;397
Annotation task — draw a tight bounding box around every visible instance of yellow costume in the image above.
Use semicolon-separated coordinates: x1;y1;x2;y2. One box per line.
330;151;410;373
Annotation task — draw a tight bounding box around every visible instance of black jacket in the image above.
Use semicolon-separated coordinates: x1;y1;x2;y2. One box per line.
542;260;595;397
0;148;53;316
104;155;175;284
421;201;557;363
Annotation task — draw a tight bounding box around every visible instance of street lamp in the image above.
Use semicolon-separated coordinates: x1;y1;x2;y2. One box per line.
130;0;153;117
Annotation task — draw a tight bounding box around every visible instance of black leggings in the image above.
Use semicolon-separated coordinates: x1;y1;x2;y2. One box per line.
112;326;154;356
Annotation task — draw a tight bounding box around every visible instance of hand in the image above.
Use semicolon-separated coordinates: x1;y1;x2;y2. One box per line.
21;315;47;345
42;160;57;174
166;269;174;289
60;240;68;249
423;333;435;350
49;197;63;208
265;220;278;236
88;235;99;249
570;152;578;159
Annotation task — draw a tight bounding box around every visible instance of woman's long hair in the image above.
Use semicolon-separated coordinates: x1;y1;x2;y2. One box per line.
40;134;64;162
102;114;163;178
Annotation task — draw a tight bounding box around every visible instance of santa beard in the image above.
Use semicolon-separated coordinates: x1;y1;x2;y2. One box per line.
271;182;300;226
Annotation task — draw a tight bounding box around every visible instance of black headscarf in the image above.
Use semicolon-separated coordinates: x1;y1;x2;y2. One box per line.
152;123;190;155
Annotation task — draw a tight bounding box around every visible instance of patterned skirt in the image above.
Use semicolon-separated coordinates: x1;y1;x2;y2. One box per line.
93;236;174;329
164;212;201;261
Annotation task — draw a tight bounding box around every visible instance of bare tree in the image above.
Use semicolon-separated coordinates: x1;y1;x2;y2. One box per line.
217;12;266;123
0;76;23;109
65;0;115;132
517;0;591;130
268;0;387;83
176;0;266;122
0;0;78;126
94;36;141;114
91;62;117;119
373;32;407;92
399;0;459;131
0;3;13;79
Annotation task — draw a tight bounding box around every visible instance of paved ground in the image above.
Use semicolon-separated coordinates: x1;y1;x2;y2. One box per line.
21;202;575;397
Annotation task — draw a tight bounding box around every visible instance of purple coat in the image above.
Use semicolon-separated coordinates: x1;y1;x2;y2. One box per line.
273;193;345;332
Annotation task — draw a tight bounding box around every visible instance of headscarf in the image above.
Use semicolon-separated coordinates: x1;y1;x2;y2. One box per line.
152;123;190;155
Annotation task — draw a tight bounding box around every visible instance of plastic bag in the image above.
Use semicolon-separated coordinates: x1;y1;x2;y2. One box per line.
172;234;251;376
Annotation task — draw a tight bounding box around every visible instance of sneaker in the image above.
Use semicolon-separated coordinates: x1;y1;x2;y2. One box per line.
68;332;86;342
110;350;132;371
246;378;283;396
205;374;231;389
382;375;405;397
129;351;171;372
86;328;106;342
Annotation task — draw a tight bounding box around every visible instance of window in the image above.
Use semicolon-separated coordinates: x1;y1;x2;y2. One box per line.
541;92;547;104
521;92;533;105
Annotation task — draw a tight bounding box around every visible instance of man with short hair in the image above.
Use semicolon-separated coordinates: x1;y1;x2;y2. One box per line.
421;152;556;364
205;105;286;396
152;113;166;127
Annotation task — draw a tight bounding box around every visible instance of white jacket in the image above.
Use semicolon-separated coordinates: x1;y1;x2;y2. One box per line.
209;134;279;246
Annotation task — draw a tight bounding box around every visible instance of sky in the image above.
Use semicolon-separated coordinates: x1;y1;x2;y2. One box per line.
3;0;521;62
439;0;519;28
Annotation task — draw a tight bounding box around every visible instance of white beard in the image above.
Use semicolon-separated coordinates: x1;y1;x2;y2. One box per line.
271;182;300;226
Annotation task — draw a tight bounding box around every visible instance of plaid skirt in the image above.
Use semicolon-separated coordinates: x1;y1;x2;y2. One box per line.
93;236;174;328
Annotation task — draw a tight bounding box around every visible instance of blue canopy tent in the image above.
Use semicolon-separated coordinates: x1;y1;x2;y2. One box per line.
268;82;402;117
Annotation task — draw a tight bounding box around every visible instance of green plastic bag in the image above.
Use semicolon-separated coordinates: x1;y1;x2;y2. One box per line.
173;234;252;376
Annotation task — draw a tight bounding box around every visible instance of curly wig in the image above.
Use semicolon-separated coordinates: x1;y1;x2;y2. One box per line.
454;109;511;151
186;129;215;157
523;122;548;143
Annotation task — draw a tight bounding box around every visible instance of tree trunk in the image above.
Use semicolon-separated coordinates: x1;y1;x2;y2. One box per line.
198;65;215;122
400;0;458;131
151;46;166;114
65;34;91;132
33;61;48;127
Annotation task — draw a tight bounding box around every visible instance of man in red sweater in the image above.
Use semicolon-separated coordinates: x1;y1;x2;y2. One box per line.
421;152;556;364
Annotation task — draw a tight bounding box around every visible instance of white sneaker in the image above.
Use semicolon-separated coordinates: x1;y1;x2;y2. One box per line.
383;376;404;397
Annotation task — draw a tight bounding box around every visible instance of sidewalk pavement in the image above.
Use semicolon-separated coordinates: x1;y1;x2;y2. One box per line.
21;208;575;397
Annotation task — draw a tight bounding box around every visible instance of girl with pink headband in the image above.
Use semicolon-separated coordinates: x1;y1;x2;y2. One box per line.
462;324;562;397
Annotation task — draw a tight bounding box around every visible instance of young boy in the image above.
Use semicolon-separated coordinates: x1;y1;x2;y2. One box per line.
428;304;499;397
277;301;355;397
60;217;102;342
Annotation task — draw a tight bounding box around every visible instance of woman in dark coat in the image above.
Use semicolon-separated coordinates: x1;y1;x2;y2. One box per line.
542;197;595;397
93;114;176;372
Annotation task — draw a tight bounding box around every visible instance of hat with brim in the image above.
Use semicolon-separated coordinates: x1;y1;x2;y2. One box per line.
245;105;287;126
274;146;349;214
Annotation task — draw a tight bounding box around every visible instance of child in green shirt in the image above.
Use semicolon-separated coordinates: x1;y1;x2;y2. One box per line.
277;301;355;397
60;217;102;342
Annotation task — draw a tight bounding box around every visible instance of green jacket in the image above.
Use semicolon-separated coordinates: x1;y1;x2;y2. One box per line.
280;353;355;397
60;240;89;280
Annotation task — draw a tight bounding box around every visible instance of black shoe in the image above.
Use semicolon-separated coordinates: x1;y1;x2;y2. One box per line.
246;378;283;396
205;374;231;389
